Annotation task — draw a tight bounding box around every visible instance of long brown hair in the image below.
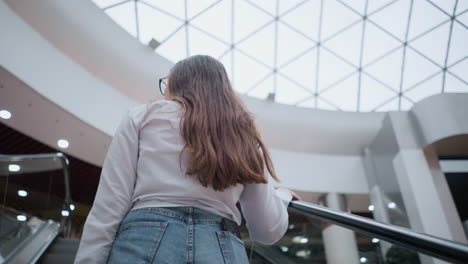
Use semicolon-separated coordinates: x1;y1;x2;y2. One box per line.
167;55;279;191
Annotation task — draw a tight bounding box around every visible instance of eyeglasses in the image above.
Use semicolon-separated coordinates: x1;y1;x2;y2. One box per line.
159;77;168;96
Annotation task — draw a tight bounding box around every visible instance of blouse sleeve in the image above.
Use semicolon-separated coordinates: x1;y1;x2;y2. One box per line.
74;108;139;264
239;173;293;245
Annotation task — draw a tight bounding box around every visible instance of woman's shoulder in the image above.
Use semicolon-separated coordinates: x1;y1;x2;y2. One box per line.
129;100;181;115
128;99;183;125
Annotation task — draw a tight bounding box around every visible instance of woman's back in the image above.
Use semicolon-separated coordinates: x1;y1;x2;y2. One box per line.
131;100;245;224
74;55;293;264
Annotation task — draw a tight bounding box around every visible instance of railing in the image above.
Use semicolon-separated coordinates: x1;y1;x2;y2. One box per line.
0;152;73;237
289;200;468;264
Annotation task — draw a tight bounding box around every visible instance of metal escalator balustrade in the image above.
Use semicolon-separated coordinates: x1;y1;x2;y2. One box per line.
283;201;468;264
0;153;76;263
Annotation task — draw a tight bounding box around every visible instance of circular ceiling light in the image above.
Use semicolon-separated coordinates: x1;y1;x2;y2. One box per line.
0;110;12;119
57;139;69;148
18;190;28;197
9;164;20;172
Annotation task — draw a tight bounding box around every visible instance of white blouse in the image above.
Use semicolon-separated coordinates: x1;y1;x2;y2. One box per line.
74;100;292;264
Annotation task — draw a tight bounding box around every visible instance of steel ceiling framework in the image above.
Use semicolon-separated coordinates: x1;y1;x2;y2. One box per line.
93;0;467;112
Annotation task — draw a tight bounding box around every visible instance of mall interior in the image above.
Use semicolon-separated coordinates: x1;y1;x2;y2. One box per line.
0;0;467;263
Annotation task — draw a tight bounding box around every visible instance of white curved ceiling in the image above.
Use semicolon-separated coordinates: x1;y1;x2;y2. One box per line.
4;0;385;158
93;0;468;112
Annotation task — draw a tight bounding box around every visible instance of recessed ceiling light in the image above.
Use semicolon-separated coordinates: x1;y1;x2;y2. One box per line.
61;210;70;216
292;236;309;244
360;257;368;263
70;204;75;211
58;139;69;148
9;164;20;172
0;110;12;119
387;202;396;209
295;249;311;257
17;215;27;221
368;205;374;211
372;238;380;243
18;190;28;197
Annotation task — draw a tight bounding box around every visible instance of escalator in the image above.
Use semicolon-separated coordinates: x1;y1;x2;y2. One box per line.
1;153;468;263
3;200;468;263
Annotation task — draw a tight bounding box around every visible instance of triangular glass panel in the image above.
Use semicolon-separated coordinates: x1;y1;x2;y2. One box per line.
427;0;457;16
297;97;317;109
404;73;443;102
444;72;468;92
280;0;321;41
360;74;398;112
340;0;367;15
316;97;341;111
321;0;362;40
363;22;402;67
402;48;441;90
236;23;276;68
408;0;449;40
456;2;468;16
318;48;357;92
187;26;229;58
105;1;137;38
319;74;359;111
367;0;397;15
374;97;400;112
456;11;467;28
94;0;127;9
137;1;184;44
277;23;315;67
234;0;273;43
232;50;271;94
190;0;231;43
141;0;185;20
447;22;468;66
400;96;414;111
368;0;412;41
245;0;276;16
364;48;403;93
409;21;451;67
276;74;313;105
248;74;274;100
156;27;187;63
187;0;220;20
447;58;467;83
279;0;307;16
323;22;362;67
280;49;317;91
218;51;233;83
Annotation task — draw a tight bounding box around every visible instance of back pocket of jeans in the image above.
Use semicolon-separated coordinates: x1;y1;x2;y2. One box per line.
107;221;168;264
216;231;249;264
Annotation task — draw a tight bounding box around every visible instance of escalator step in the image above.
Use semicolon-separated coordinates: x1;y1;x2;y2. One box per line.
48;240;80;254
41;253;77;264
48;243;80;254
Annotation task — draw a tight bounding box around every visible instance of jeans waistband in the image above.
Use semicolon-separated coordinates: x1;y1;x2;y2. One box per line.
129;206;226;225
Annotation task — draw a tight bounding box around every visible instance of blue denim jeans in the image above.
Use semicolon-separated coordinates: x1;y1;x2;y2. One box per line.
105;207;249;264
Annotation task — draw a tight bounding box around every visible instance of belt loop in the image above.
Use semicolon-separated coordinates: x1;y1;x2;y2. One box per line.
188;207;193;223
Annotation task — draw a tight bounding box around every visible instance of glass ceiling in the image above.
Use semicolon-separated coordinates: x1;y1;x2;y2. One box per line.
92;0;467;112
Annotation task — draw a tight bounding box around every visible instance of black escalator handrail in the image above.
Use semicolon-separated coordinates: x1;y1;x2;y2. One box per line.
0;153;72;209
289;200;468;264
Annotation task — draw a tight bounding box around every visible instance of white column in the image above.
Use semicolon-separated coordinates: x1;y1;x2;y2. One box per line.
320;193;360;264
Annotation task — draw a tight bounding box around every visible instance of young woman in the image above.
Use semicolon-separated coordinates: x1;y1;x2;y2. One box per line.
74;55;299;264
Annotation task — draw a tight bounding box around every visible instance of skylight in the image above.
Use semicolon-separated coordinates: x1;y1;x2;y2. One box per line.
93;0;467;112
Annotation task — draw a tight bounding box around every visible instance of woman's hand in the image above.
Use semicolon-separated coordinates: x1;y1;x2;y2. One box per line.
276;188;302;201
